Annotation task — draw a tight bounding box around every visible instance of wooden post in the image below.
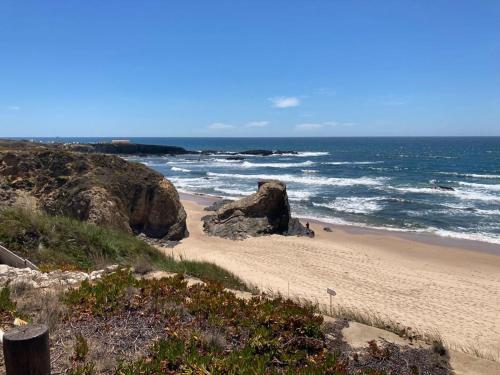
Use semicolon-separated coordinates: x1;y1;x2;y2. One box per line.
2;324;50;375
326;288;336;316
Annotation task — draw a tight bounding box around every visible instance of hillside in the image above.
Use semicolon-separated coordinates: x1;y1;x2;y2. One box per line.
0;140;187;240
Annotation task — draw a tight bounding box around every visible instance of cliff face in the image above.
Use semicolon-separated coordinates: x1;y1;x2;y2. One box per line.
0;145;188;240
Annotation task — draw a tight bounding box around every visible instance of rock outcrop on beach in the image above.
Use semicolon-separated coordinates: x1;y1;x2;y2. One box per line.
0;142;188;240
202;180;314;239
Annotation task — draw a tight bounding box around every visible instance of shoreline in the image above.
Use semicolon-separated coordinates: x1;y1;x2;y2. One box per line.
179;191;500;255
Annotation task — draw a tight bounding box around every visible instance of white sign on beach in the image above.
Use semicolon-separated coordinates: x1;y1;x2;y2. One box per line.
327;288;336;296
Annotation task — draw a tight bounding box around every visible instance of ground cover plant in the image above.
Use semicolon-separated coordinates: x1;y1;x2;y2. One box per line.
50;270;451;375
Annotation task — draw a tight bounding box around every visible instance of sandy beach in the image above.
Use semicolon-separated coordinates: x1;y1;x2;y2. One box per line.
169;195;500;360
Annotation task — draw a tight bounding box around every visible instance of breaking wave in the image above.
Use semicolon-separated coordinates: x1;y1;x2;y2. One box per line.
390;186;500;202
457;182;500;191
241;160;315;168
313;197;385;214
171;166;191;172
323;161;384;165
439;172;500;179
207;172;387;186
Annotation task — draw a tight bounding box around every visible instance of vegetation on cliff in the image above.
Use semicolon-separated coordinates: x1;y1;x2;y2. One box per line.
0;141;188;240
0;207;248;291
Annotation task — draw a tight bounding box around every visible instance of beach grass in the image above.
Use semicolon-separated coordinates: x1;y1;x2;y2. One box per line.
0;207;250;291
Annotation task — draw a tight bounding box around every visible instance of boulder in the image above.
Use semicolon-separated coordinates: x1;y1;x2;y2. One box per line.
0;145;188;240
432;185;455;192
202;180;314;239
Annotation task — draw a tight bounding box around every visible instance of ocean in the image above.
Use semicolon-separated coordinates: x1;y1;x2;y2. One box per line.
31;137;500;245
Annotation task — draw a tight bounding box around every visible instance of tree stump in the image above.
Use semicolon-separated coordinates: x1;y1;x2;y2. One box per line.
2;324;50;375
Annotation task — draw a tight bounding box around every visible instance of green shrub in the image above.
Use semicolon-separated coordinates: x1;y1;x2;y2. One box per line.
0;207;249;290
73;334;90;361
65;271;349;374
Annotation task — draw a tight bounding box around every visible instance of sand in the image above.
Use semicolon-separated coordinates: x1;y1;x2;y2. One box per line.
167;197;500;360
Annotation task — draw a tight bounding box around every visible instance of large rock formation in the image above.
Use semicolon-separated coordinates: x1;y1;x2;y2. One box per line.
66;143;191;156
202;180;314;240
0;143;188;240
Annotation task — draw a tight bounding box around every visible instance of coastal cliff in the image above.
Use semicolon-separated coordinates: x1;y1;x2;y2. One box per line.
0;141;188;240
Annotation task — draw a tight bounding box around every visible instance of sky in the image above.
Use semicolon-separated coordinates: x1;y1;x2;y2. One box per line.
1;1;499;137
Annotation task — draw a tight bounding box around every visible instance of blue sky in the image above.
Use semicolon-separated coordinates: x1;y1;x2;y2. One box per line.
1;1;499;137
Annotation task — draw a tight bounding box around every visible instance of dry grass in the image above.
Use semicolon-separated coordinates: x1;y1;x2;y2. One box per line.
260;290;500;364
15;288;67;331
449;343;500;363
319;303;500;363
0;206;251;291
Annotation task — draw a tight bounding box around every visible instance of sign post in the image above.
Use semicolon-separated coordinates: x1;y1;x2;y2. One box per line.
326;288;336;315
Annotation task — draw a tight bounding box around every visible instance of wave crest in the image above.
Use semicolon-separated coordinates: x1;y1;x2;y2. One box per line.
207;172;386;186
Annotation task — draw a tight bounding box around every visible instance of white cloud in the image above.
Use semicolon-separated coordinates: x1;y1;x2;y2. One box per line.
269;96;300;108
324;121;355;127
245;121;269;128
295;123;324;131
295;121;355;131
208;122;235;130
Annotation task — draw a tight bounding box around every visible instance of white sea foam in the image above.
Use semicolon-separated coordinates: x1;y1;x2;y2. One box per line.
140;161;167;167
206;172;387;186
390;186;500;202
313;197;384;214
171;166;191;172
323;161;383;165
241;160;315;168
428;228;500;245
287;190;314;201
213;187;254;196
293;213;500;245
475;209;500;216
438;172;500;179
211;158;243;163
458;182;500;191
296;151;329;157
301;169;319;174
166;160;199;165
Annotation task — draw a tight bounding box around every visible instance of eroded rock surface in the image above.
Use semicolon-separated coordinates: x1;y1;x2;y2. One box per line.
0;264;118;290
202;180;314;239
0;142;188;240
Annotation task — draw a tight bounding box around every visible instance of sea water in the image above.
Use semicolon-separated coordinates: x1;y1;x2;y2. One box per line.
32;137;500;245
